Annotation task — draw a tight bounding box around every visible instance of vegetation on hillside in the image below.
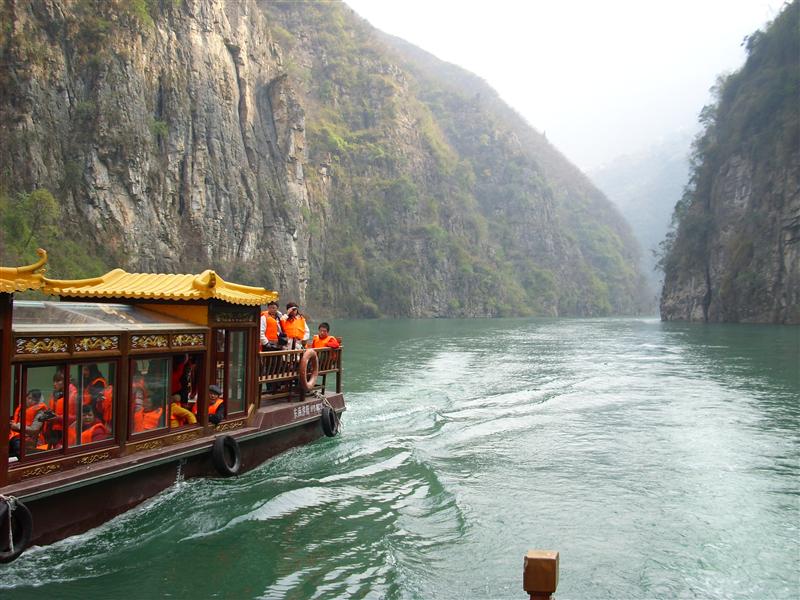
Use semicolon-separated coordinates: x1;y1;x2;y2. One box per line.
659;0;799;321
265;1;647;317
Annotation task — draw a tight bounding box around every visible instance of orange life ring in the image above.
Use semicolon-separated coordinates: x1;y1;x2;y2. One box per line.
299;349;319;391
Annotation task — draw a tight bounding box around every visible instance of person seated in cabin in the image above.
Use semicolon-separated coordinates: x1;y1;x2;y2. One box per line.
281;303;309;350
133;392;164;433
260;301;285;350
78;402;112;445
82;364;114;426
46;368;79;448
208;384;225;426
81;364;106;407
9;389;52;459
311;322;341;350
169;393;197;428
171;354;193;405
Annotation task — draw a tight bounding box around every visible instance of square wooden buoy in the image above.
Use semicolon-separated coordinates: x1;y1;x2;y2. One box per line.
523;550;559;598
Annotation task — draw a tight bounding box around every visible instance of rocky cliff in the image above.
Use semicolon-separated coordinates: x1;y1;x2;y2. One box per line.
660;1;799;324
0;0;647;317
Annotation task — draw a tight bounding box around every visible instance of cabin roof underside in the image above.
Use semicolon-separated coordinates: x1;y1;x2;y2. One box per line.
12;301;207;333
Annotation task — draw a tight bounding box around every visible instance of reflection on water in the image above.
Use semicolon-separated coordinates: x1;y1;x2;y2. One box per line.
3;318;798;599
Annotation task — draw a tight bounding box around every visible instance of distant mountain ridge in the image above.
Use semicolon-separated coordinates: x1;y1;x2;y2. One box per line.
659;1;799;323
591;132;693;309
0;0;647;317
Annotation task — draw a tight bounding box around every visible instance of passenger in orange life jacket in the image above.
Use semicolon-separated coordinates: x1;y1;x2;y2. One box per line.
9;389;50;459
47;369;78;448
79;402;112;445
208;384;225;425
81;363;114;426
281;303;309;350
81;364;106;406
133;392;164;433
311;322;341;349
260;301;285;350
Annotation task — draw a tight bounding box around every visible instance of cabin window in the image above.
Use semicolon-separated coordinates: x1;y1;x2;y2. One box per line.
130;354;201;437
9;361;118;461
71;362;116;447
212;329;249;417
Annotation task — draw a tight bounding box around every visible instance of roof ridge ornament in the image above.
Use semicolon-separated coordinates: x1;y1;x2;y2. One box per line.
0;248;48;293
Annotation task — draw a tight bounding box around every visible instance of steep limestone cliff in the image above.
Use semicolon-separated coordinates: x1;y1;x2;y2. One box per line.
660;1;799;324
0;0;647;317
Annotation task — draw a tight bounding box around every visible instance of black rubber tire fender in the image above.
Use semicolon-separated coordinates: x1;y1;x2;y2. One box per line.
211;435;241;477
0;499;33;564
320;405;339;438
299;349;320;392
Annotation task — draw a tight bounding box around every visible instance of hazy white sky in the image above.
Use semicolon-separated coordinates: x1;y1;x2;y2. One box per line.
344;0;784;172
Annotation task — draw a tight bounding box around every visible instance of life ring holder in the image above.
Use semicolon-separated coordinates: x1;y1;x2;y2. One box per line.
0;495;33;563
211;435;241;477
299;349;319;392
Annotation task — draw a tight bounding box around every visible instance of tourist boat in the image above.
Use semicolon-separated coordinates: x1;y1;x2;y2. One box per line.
0;250;345;563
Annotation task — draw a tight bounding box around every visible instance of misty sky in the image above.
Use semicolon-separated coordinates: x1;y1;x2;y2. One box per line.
344;0;783;172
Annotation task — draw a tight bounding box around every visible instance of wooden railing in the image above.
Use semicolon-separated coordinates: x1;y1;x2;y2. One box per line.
256;346;342;401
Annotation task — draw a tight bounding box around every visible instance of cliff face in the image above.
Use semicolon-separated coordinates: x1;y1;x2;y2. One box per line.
0;0;647;317
660;1;799;324
0;0;310;299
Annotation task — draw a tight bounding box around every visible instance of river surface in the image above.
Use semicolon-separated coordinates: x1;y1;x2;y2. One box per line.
2;318;798;599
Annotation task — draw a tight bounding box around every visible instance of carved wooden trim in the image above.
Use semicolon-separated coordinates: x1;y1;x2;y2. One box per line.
130;439;165;452
15;336;69;355
74;335;120;353
75;451;112;465
20;462;62;479
172;430;202;443
171;333;205;348
130;335;169;350
215;419;245;432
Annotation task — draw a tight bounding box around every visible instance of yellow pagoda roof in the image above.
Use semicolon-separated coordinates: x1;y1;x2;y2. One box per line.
0;249;47;293
42;268;278;306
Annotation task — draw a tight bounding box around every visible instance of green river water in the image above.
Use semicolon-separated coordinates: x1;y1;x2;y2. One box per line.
1;318;798;599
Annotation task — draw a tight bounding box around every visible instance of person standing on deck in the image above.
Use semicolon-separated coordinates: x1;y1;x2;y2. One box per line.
281;303;309;350
311;322;341;349
260;301;284;350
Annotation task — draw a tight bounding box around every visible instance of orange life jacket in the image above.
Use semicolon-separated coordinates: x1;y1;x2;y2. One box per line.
312;334;340;349
100;385;114;425
261;311;281;342
82;376;107;406
49;383;78;432
209;398;224;416
282;315;306;340
9;402;48;441
134;407;163;433
81;422;110;444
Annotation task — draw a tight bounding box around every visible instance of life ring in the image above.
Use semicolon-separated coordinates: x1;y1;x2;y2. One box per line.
320;405;339;437
211;435;241;477
299;349;319;392
0;497;33;563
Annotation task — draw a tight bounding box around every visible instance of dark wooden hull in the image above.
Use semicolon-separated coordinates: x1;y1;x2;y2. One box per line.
6;394;345;550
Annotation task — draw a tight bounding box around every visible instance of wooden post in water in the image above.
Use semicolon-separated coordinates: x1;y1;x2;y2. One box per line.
523;550;559;599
